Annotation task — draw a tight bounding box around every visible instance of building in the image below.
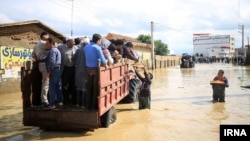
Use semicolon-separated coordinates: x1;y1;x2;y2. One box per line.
0;20;65;48
193;33;235;58
0;20;65;79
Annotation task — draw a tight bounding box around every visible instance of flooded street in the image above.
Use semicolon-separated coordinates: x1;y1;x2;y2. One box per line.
0;63;250;141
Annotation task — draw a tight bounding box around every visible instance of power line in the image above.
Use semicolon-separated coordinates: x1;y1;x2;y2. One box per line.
51;0;97;18
50;0;98;36
154;22;192;35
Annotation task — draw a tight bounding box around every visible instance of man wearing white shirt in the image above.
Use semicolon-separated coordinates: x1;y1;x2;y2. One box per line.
32;32;50;107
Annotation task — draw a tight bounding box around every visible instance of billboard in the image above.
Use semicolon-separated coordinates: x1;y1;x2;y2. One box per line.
0;46;33;78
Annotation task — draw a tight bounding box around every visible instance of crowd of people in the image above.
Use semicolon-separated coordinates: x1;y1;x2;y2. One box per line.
32;32;140;110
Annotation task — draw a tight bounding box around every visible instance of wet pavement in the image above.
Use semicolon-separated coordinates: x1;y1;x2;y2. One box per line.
0;63;250;141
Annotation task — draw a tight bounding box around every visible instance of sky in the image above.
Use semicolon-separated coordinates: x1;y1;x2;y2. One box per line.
1;0;250;55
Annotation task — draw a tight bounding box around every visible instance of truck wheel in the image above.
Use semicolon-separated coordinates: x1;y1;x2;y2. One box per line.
101;106;116;128
110;106;117;124
101;108;111;128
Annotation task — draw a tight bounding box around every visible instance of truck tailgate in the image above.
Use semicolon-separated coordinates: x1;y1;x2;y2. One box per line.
23;108;98;131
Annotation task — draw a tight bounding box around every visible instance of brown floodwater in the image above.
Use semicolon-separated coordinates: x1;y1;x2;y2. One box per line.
0;63;250;141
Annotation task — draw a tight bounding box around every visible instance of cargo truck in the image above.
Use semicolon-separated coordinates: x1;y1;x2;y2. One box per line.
21;62;129;131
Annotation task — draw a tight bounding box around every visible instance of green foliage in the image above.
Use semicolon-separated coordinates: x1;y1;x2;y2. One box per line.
182;53;188;56
154;40;168;55
137;34;151;44
137;34;169;55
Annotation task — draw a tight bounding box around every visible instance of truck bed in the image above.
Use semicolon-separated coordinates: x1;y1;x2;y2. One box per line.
21;62;129;131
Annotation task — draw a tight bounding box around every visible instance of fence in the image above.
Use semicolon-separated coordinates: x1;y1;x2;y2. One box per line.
140;55;181;69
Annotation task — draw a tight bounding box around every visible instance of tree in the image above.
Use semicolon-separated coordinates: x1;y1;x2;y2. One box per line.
137;34;169;55
182;53;188;56
137;34;151;44
154;39;168;55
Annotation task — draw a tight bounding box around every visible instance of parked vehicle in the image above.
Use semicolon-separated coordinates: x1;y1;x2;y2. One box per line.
21;62;129;131
180;54;195;68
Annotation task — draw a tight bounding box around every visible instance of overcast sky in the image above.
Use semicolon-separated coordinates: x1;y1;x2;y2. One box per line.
1;0;250;55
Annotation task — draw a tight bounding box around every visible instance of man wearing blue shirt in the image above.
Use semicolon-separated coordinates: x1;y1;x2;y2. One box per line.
46;38;62;108
84;33;107;110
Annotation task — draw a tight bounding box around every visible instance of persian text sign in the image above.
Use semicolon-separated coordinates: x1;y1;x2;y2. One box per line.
0;46;33;78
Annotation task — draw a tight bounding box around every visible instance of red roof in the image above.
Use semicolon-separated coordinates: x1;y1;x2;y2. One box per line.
221;46;230;48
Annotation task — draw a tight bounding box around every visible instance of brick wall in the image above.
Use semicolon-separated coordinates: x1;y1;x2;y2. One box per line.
0;25;63;48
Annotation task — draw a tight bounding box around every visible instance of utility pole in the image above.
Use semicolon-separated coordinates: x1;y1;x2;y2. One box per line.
71;0;74;37
248;36;249;54
238;25;244;58
151;21;155;70
245;36;250;65
242;25;245;57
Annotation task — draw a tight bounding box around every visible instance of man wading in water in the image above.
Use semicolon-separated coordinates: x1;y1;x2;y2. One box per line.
133;66;153;109
211;69;229;102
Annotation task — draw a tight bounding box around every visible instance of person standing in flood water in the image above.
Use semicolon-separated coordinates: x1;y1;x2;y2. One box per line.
211;69;229;102
133;66;153;109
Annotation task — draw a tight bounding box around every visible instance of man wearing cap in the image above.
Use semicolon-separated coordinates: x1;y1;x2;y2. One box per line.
32;31;50;107
58;37;79;105
84;33;107;110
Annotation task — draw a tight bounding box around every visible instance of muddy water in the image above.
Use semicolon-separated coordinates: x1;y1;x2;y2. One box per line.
0;63;250;141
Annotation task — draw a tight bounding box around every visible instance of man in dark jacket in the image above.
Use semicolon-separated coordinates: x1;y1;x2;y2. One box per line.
133;66;153;109
123;42;139;62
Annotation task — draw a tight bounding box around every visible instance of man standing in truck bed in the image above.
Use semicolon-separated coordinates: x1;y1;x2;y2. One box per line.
84;33;107;110
58;37;78;105
32;31;50;107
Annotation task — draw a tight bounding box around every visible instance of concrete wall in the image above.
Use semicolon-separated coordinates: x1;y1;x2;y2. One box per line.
140;55;181;69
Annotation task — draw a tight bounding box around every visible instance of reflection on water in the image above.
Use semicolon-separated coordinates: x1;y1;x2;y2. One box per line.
1;63;250;141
